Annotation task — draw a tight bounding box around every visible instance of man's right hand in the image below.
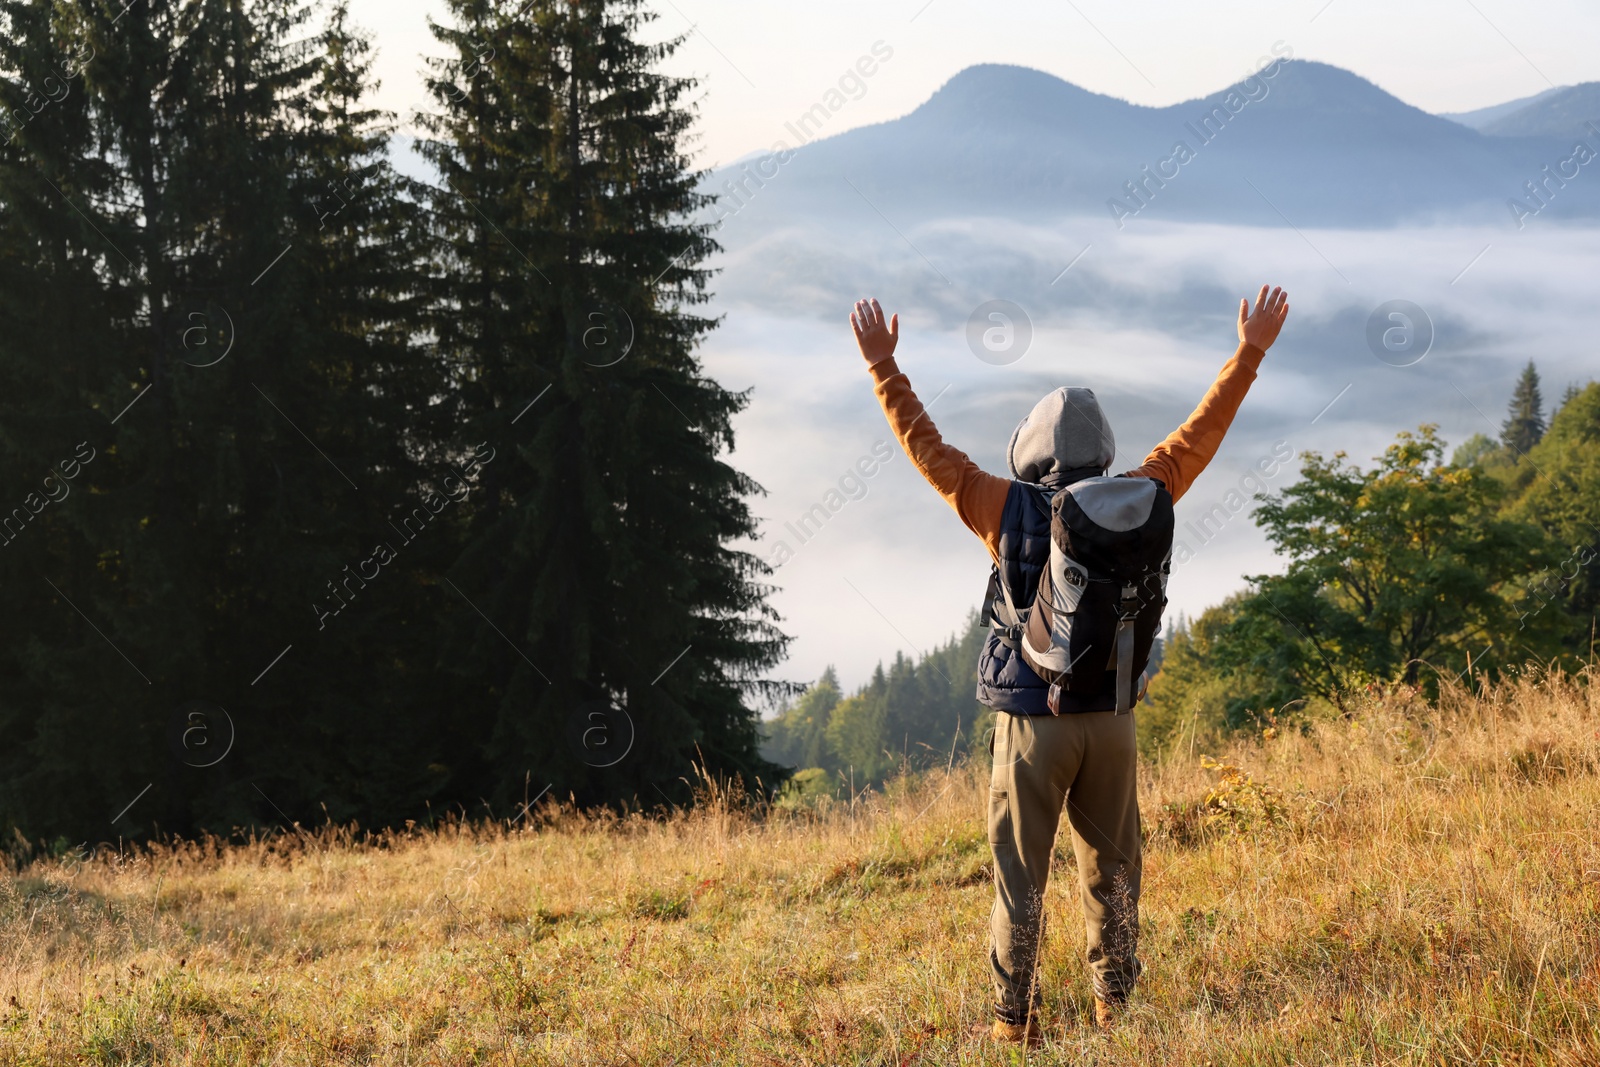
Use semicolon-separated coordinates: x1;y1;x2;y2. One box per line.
851;297;899;367
1238;285;1290;351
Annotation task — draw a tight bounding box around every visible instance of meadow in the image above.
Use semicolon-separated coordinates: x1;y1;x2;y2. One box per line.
5;670;1600;1065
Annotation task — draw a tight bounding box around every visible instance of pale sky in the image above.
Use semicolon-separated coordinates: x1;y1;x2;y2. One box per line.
348;0;1600;168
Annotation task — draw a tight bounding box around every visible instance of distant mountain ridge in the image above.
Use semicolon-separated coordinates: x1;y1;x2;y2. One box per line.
1473;83;1600;138
705;60;1600;234
1444;86;1569;130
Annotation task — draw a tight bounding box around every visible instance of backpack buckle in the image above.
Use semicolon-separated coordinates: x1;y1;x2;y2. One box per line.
989;620;1023;651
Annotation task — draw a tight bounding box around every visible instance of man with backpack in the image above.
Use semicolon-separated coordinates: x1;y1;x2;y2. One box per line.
849;286;1291;1043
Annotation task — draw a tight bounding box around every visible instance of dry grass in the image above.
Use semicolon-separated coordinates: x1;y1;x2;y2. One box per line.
5;670;1600;1065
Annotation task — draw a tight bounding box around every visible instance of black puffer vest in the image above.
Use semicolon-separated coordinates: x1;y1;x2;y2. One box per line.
976;474;1125;715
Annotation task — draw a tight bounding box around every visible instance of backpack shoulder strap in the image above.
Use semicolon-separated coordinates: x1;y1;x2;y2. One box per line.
1113;583;1140;714
985;564;1026;649
984;481;1056;650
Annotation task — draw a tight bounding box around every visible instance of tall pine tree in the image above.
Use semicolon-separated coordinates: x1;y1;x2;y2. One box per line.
417;0;788;809
1502;360;1547;456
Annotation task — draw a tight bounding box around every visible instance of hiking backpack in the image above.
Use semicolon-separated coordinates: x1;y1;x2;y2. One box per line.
986;476;1175;714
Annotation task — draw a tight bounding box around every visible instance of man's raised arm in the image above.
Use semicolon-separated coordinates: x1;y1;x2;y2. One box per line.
851;298;1011;559
1124;285;1290;503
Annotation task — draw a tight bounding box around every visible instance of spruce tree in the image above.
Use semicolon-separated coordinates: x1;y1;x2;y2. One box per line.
1505;383;1600;659
1501;360;1547;456
0;0;442;844
418;0;788;809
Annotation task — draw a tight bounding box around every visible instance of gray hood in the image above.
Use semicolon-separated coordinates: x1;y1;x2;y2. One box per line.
1006;387;1116;484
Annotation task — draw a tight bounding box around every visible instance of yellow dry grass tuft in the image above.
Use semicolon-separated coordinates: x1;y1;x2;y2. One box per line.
5;669;1600;1064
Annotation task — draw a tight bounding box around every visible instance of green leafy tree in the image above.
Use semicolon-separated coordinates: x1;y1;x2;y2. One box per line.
825;675;890;784
1450;432;1505;470
1140;599;1280;757
1218;427;1565;705
418;0;788;809
1502;360;1547;456
763;667;841;771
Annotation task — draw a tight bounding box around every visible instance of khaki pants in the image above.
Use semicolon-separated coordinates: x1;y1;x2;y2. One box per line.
987;709;1142;1022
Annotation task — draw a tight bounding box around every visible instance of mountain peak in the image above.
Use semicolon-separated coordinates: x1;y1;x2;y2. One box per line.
1200;58;1413;114
909;63;1144;127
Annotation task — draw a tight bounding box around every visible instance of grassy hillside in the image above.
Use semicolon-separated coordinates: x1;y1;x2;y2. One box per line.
5;671;1600;1065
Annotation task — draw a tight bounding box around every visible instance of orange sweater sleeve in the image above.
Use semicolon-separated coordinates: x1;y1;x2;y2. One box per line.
868;357;1011;561
1123;342;1266;503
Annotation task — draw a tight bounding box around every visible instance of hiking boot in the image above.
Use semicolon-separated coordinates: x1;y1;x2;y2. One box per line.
1093;995;1125;1031
973;1017;1043;1046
